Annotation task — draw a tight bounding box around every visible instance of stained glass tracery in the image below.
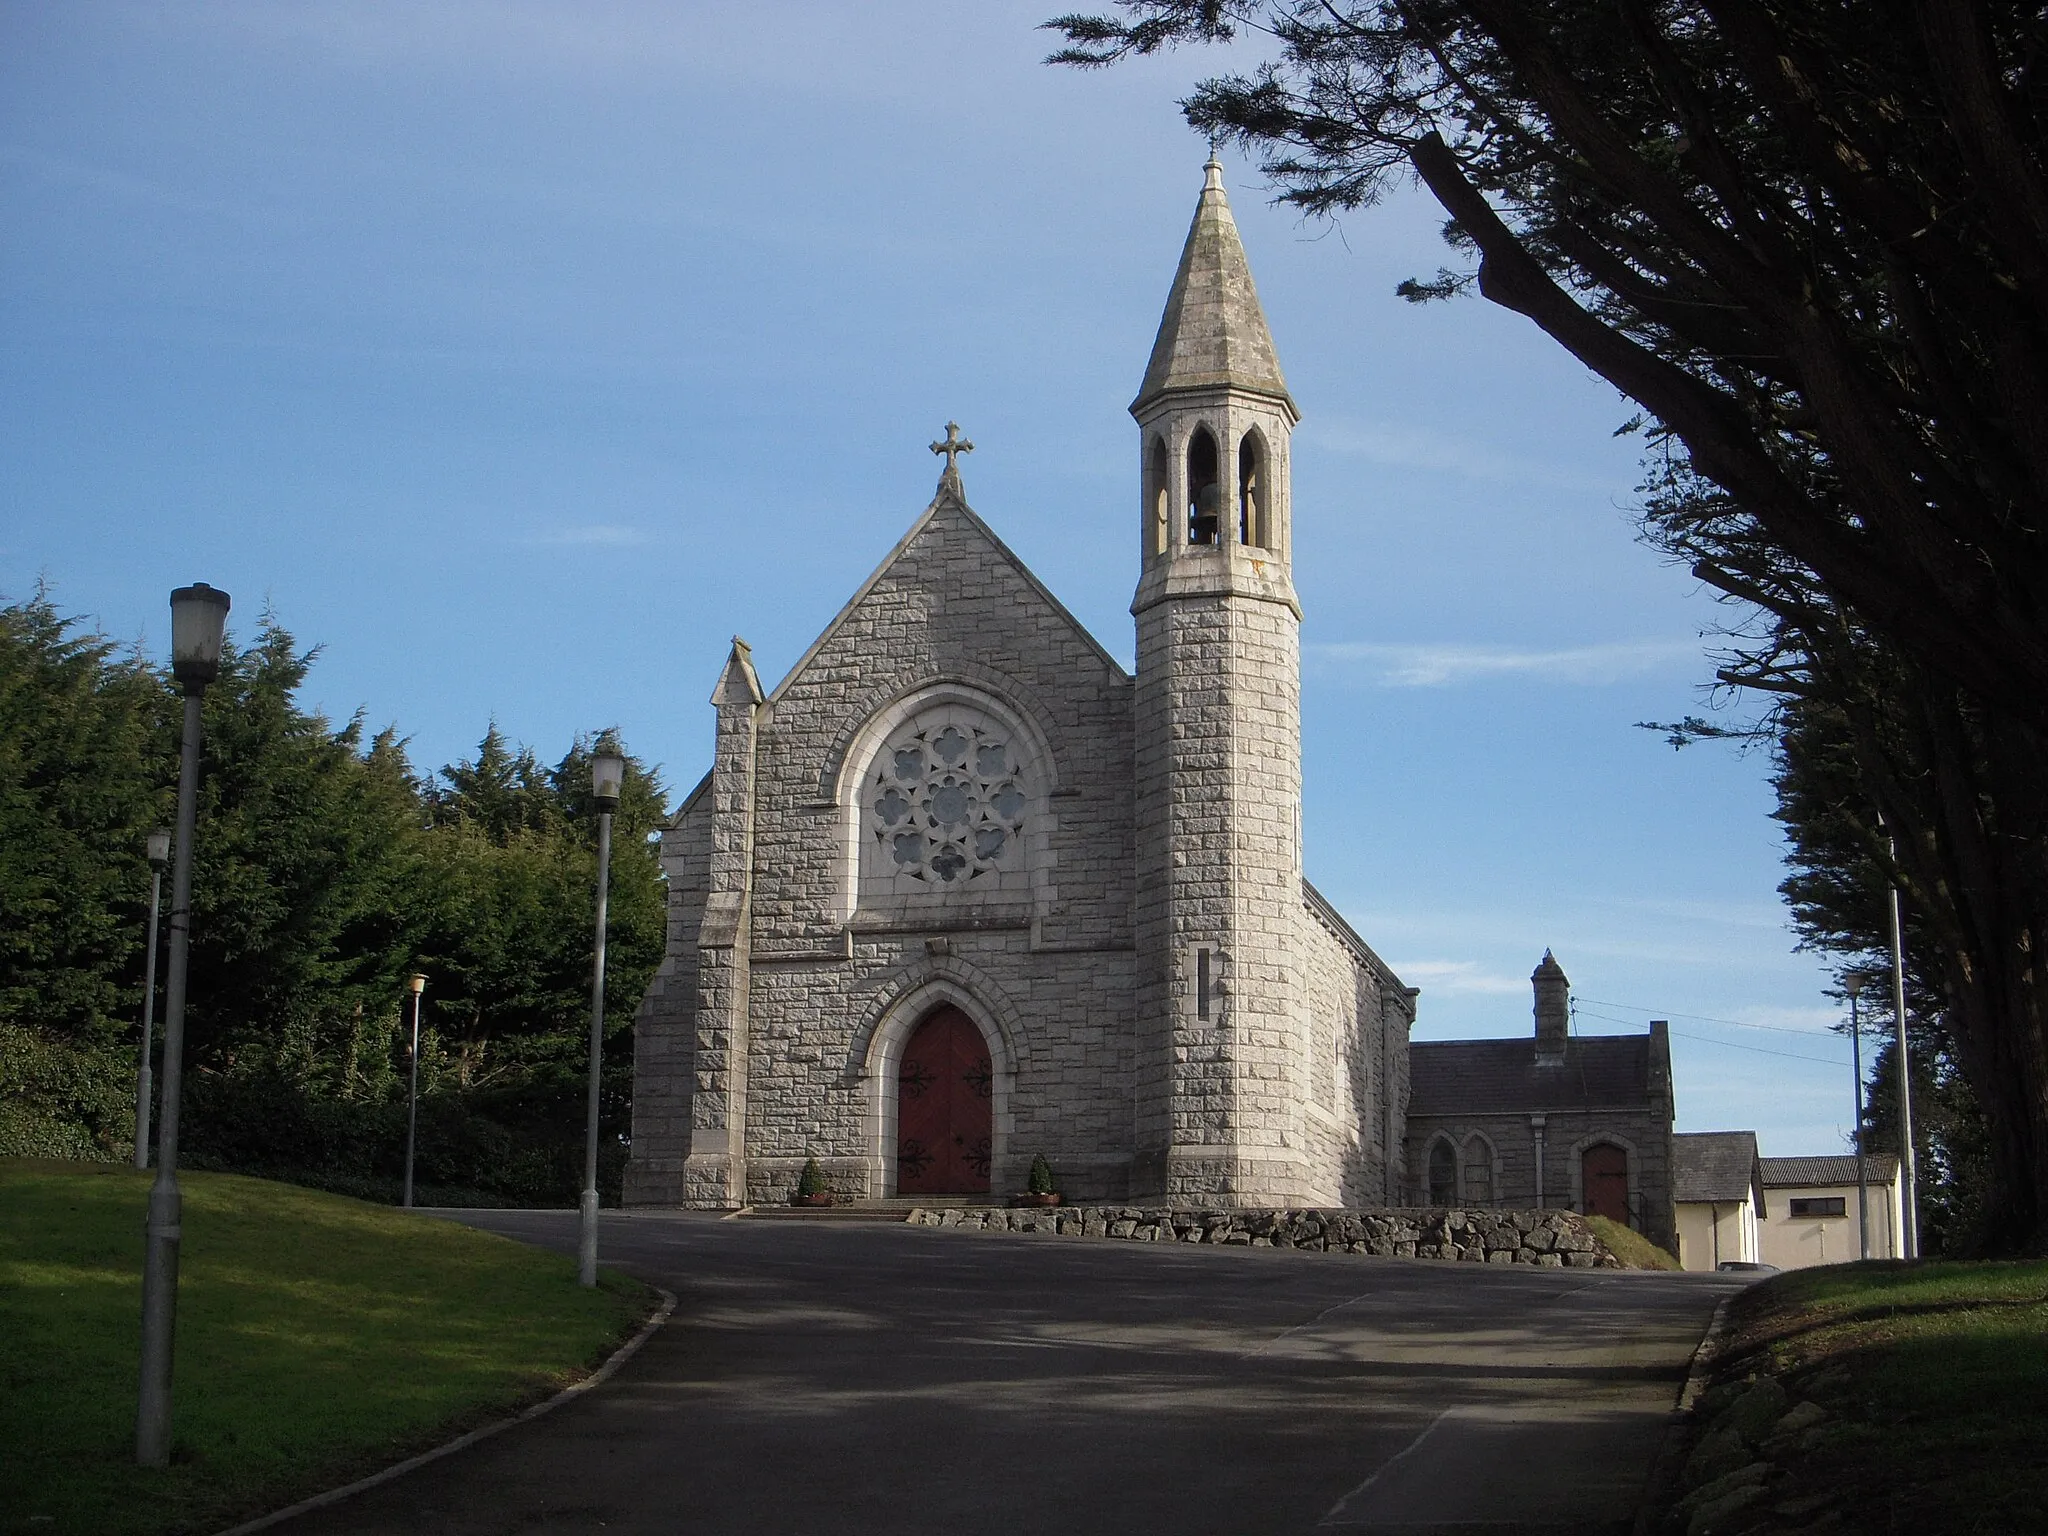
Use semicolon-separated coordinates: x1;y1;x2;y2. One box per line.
867;718;1027;884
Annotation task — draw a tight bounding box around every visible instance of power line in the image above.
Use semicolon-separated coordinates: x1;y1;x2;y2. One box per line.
1667;1028;1846;1068
1574;1004;1846;1068
1575;995;1838;1038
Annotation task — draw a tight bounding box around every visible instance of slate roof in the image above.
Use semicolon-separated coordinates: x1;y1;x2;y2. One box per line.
1406;1034;1656;1116
1133;156;1296;417
1760;1155;1900;1187
1674;1131;1763;1205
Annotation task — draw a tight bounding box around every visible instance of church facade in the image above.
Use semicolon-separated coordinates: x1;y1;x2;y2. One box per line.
623;157;1413;1210
622;159;1673;1232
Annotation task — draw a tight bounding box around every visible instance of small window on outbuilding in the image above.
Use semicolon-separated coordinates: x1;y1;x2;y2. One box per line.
1788;1197;1847;1218
1428;1140;1457;1206
1187;428;1221;544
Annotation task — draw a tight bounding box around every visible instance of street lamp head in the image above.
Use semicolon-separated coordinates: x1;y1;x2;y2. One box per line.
168;584;232;691
146;828;172;866
1844;971;1867;999
408;973;427;997
591;745;626;813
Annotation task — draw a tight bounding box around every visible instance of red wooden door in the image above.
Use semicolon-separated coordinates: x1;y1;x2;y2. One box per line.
896;1006;992;1195
1583;1144;1630;1223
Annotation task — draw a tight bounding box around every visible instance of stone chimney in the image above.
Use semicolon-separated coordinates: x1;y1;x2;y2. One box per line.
1533;950;1569;1062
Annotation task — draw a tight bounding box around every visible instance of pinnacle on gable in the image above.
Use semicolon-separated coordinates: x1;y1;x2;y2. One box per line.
1133;153;1296;418
710;636;764;707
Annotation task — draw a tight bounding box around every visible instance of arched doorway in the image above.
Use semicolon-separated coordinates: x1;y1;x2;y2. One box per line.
1582;1143;1630;1223
896;1005;992;1195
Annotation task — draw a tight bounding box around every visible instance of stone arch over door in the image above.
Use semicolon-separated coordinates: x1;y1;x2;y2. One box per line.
1569;1132;1640;1225
855;972;1016;1198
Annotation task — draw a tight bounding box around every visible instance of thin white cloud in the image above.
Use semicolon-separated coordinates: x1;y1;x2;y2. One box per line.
1580;894;1791;931
1301;418;1629;493
1309;638;1700;687
1390;960;1529;996
521;525;648;548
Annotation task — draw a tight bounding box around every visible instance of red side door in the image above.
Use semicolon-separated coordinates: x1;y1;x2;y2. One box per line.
1583;1144;1630;1223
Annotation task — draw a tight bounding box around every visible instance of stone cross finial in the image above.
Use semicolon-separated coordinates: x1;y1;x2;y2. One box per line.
930;421;974;474
929;421;974;500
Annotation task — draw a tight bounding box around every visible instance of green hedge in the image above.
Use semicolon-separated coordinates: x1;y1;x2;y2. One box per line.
178;1070;627;1208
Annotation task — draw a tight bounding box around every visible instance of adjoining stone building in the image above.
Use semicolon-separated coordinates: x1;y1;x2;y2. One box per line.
622;159;1676;1229
1404;953;1677;1250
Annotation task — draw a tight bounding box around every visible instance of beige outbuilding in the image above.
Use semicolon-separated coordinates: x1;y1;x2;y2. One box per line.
1757;1154;1904;1267
1673;1130;1765;1270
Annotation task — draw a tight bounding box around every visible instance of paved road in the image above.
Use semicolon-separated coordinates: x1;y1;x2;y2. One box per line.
272;1211;1735;1536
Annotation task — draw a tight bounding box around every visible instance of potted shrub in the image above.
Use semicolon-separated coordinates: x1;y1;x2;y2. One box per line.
1014;1154;1061;1207
790;1156;833;1208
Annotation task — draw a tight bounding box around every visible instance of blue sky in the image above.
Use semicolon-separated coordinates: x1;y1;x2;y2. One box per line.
1;2;1866;1155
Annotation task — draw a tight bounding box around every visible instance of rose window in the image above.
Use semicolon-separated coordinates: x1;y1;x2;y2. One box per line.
868;722;1026;883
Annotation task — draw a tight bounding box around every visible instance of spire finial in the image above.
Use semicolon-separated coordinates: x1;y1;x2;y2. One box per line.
929;421;974;497
1204;137;1225;191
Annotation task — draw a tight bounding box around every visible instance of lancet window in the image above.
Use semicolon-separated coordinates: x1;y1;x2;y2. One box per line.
1187;428;1221;544
1238;430;1263;548
1147;436;1170;558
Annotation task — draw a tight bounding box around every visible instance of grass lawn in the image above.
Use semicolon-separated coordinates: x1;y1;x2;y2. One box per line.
1695;1259;2048;1532
0;1159;655;1536
1583;1215;1681;1270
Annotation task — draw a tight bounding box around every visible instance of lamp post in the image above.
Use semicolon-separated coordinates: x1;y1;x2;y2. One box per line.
1884;837;1920;1259
1845;971;1870;1262
137;581;229;1467
403;973;427;1209
133;828;172;1170
579;743;624;1288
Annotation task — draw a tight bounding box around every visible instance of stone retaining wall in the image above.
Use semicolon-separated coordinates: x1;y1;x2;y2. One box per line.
907;1204;1622;1267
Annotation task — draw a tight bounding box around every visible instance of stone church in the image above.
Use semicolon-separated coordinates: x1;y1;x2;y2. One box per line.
623;158;1674;1234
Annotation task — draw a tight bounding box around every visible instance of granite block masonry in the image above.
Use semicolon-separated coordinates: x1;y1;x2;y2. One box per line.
622;155;1675;1248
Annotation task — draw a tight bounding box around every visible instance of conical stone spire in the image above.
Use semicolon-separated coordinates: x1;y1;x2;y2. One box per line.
1132;153;1295;417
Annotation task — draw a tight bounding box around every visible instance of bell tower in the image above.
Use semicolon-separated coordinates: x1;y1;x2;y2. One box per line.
1131;153;1308;1205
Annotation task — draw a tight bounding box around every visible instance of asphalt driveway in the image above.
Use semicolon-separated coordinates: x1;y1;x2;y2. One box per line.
265;1210;1735;1536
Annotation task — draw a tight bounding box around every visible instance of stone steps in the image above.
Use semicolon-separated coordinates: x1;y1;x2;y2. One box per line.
731;1203;913;1222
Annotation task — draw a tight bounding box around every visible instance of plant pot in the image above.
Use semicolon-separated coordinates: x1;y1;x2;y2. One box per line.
1013;1192;1062;1208
790;1192;833;1208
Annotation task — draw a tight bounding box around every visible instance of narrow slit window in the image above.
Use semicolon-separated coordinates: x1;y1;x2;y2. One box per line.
1197;947;1212;1019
